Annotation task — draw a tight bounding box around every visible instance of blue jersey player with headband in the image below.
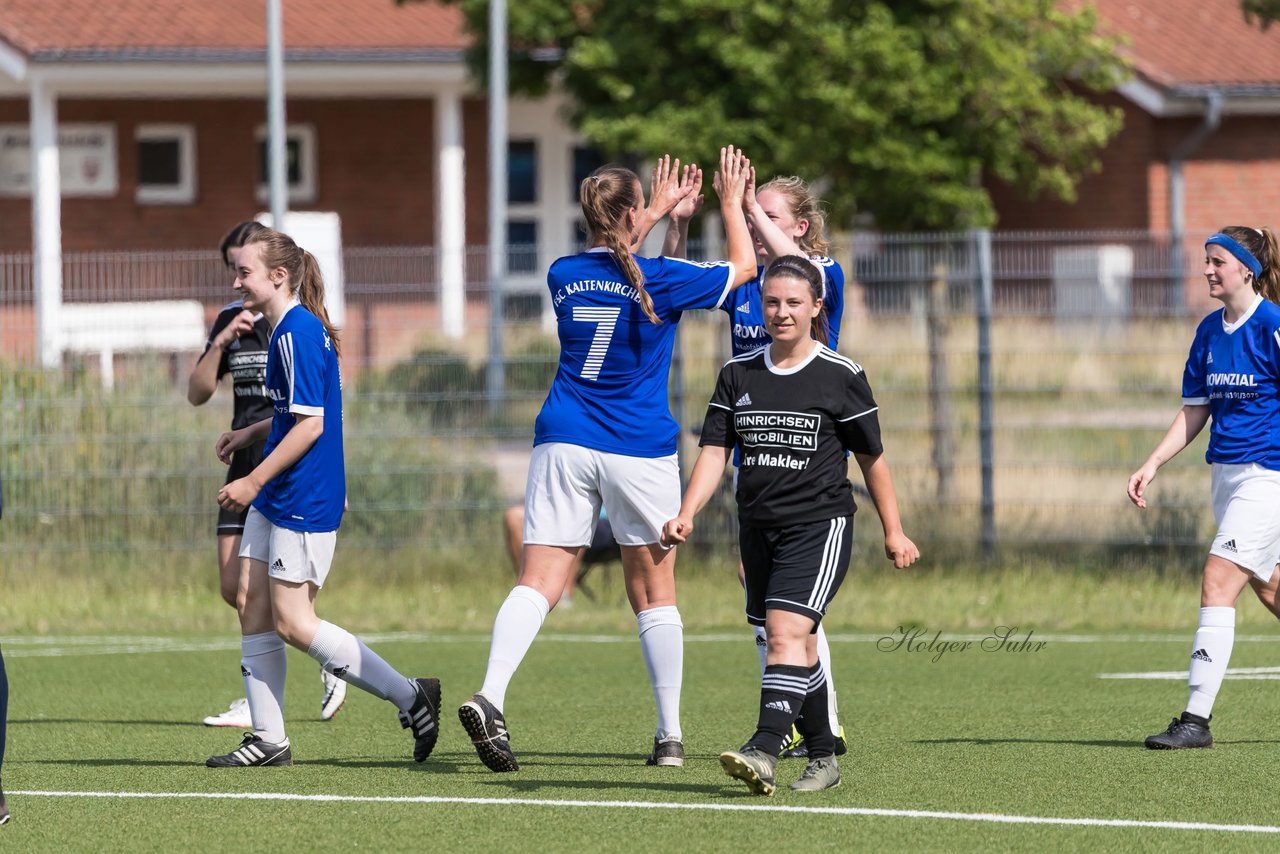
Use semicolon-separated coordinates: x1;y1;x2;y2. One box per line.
664;168;848;760
1128;224;1280;750
206;228;441;769
458;147;758;773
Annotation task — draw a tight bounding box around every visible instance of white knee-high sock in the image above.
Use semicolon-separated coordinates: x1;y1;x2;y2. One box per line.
1186;606;1235;719
638;605;683;740
308;620;417;711
480;585;550;711
815;623;840;732
242;632;287;744
753;625;768;675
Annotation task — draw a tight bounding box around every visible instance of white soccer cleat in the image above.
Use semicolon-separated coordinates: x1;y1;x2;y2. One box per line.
202;697;252;729
320;668;348;721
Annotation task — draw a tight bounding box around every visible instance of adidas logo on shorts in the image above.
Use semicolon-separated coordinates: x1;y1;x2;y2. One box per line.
736;393;753;407
1221;539;1237;553
1191;648;1213;663
271;557;286;572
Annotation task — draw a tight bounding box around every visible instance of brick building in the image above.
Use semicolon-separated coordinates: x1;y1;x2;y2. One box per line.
989;0;1280;240
0;0;1277;365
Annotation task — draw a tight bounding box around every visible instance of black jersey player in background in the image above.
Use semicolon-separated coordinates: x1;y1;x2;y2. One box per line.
188;221;346;729
663;256;919;795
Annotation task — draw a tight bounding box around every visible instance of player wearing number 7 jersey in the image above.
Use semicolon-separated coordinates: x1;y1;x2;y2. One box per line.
458;147;757;772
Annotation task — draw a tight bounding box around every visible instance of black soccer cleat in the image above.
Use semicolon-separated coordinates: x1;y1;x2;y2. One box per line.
458;693;519;772
399;677;441;763
1145;711;1213;749
206;733;293;767
645;735;685;767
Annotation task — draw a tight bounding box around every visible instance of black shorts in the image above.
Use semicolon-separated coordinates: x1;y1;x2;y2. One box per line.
216;441;266;535
740;516;853;628
583;516;621;566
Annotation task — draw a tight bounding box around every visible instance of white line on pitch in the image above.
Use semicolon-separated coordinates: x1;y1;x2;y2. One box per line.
1100;666;1280;680
6;632;1280;659
10;789;1280;835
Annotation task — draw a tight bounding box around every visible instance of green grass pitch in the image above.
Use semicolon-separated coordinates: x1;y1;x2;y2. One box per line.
5;628;1280;852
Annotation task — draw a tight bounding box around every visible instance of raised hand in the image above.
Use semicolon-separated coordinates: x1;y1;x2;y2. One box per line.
670;165;704;223
645;154;688;221
713;145;750;210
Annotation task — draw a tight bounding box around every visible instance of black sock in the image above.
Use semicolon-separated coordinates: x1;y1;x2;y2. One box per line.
745;664;808;756
795;662;835;758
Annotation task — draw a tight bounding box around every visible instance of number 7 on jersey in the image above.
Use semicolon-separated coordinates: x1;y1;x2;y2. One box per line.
572;306;620;381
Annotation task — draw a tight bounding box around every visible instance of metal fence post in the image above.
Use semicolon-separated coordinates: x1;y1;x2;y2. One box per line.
485;0;508;414
974;228;996;562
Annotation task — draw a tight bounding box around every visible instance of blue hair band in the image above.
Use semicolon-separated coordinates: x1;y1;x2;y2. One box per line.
1206;233;1263;278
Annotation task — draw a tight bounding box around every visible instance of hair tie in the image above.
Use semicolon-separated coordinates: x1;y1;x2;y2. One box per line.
1206;232;1263;278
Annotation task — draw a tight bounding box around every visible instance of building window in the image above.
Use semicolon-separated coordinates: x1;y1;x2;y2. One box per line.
135;124;196;204
572;145;607;200
508;220;539;274
255;124;317;204
508;140;537;204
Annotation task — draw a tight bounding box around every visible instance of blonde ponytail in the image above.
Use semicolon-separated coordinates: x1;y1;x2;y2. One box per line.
580;166;661;325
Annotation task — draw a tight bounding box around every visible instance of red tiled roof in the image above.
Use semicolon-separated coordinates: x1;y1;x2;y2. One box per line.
0;0;468;56
1087;0;1280;87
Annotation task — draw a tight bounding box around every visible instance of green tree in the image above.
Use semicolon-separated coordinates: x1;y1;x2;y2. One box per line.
1242;0;1280;28
418;0;1130;230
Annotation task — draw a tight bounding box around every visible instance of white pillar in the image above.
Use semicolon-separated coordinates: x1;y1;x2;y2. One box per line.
436;90;465;340
30;77;63;370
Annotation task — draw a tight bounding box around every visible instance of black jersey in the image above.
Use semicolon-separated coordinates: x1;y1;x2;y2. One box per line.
700;343;882;527
206;300;273;430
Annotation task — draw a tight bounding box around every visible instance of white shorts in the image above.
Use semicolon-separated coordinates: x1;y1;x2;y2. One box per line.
523;442;680;547
1209;462;1280;580
239;506;338;588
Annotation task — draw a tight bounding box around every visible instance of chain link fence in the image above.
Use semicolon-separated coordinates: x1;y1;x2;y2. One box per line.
0;231;1218;566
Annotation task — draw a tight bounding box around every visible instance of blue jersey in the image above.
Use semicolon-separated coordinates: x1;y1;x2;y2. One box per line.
253;301;346;532
534;248;736;457
1182;296;1280;469
720;257;845;356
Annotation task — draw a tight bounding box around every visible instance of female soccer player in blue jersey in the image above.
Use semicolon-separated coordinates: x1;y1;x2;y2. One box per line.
205;228;440;768
457;147;757;773
663;256;918;795
1128;225;1280;749
190;221;346;731
665;170;848;758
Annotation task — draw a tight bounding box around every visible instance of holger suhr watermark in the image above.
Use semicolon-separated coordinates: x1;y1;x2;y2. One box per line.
877;626;1048;663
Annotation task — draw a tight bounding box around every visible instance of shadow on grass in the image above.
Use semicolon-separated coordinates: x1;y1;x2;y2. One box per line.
303;757;470;772
917;737;1137;747
474;776;723;796
10;719;200;727
914;737;1279;747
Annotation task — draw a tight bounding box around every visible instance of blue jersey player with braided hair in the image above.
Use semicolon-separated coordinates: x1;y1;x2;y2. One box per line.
1129;225;1280;749
457;147;758;773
